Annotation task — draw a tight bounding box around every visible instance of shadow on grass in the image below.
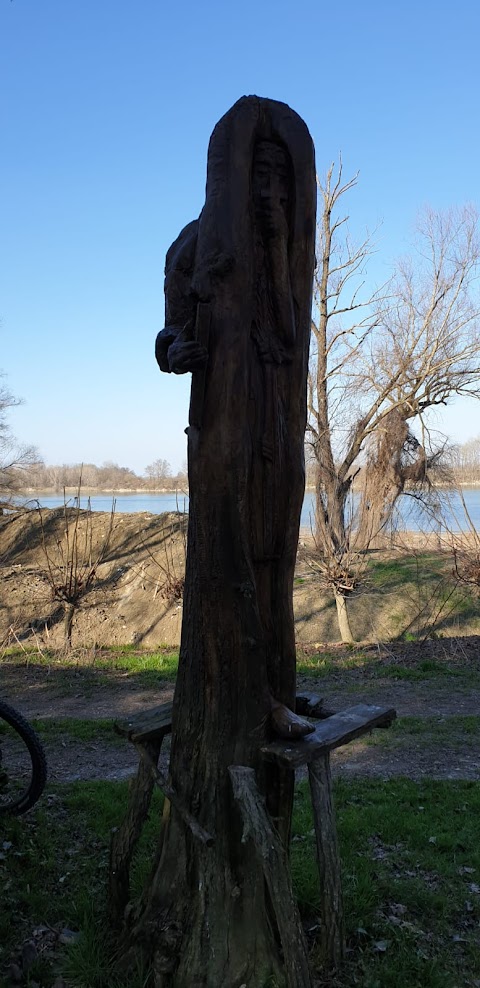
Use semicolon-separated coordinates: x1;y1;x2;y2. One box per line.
0;647;180;698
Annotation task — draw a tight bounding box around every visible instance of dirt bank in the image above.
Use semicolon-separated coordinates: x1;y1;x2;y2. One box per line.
1;507;478;650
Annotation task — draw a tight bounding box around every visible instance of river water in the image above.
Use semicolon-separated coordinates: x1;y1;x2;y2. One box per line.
26;488;480;533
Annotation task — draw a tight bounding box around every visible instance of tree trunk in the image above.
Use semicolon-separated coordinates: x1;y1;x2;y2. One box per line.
333;591;354;644
63;602;75;646
356;410;430;549
120;96;316;986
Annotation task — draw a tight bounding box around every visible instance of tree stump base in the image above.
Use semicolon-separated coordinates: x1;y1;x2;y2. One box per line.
109;696;396;974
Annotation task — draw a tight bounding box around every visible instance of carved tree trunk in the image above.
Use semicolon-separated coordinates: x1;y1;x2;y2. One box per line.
121;97;316;986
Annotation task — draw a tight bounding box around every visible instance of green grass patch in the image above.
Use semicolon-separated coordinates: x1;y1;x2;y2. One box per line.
30;718;122;744
363;550;480;640
0;647;179;689
376;658;467;681
84;649;179;684
362;714;480;754
296;647;480;685
0;782;163;987
3;639;480;697
296;651;371;677
292;777;480;986
1;778;479;986
369;552;446;588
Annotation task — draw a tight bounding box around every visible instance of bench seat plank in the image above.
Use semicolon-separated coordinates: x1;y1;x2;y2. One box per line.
262;704;396;768
114;701;173;743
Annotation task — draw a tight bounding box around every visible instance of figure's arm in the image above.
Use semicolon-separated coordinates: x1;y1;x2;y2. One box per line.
155;319;209;375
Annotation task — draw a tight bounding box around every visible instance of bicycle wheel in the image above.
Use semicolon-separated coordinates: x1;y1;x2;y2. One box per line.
0;701;47;815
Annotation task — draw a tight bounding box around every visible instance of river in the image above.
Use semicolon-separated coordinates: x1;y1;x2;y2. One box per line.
25;488;480;533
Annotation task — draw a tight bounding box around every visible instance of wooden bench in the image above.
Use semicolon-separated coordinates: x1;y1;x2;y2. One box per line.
109;694;396;968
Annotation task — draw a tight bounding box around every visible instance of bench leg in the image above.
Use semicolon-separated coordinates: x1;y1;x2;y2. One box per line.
308;755;345;970
109;739;162;928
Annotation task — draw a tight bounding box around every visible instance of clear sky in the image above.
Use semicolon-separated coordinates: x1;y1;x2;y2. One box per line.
1;0;479;474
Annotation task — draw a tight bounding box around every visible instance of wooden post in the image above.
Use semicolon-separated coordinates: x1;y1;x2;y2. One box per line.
109;738;162;929
109;702;174;929
308;755;345;969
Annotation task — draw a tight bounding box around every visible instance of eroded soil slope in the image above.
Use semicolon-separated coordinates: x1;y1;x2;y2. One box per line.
1;506;478;649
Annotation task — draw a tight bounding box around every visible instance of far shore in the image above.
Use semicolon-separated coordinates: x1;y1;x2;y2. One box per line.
23;480;480;496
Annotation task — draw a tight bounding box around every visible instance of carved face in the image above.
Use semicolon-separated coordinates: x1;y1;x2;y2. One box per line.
252;141;290;216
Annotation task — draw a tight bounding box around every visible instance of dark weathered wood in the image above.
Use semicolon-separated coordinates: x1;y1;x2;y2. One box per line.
295;691;336;717
188;302;211;428
295;692;324;715
229;766;313;988
123;97;317;986
308;756;345;970
109;738;162;929
110;720;212;933
114;701;173;743
262;704;397;768
139;747;214;848
115;692;328;744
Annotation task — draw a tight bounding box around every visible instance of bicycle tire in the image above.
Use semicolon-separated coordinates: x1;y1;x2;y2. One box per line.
0;700;47;815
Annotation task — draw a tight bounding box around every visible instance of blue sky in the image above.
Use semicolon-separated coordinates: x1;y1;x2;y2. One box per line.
1;0;479;474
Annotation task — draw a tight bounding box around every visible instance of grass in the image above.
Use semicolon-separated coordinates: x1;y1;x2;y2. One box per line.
0;782;162;988
296;649;480;685
31;718;123;744
368;552;446;588
2;638;480;695
0;646;180;693
365;714;480;745
1;777;479;987
293;777;480;987
373;659;469;682
358;715;480;769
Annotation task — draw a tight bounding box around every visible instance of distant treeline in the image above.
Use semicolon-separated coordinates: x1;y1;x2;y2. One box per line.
447;436;480;485
15;435;480;494
20;458;187;492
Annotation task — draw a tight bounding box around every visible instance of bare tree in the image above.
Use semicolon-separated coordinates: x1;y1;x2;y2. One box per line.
0;373;38;507
307;163;386;641
308;165;480;642
96;461;139;490
38;480;116;646
144;457;172;488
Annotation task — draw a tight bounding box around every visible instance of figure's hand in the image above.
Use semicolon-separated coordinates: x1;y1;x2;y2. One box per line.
168;339;209;375
155;327;179;373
